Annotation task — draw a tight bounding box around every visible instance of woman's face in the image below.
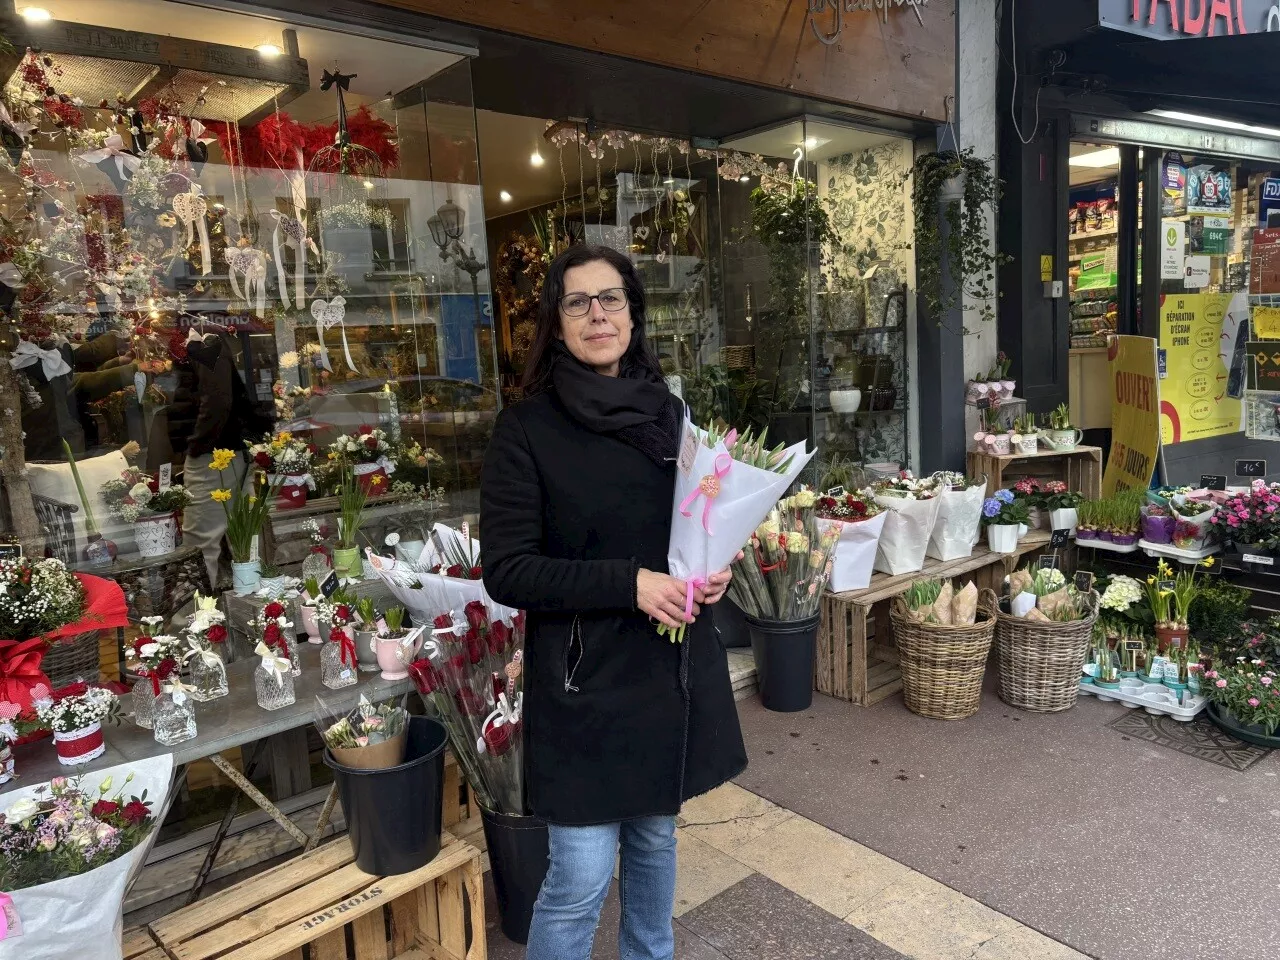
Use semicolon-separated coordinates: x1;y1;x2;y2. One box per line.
557;260;633;376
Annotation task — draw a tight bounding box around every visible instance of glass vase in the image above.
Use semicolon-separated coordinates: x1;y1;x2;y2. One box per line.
255;664;296;711
189;646;229;702
321;639;357;689
132;677;157;729
302;549;331;585
286;633;301;677
153;688;197;746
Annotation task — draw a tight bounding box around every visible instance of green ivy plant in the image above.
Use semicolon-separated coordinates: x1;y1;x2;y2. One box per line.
907;148;1010;330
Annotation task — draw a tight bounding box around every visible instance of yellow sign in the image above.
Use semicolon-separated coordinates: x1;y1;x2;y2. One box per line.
1255;305;1280;339
1104;336;1160;496
1158;293;1245;444
1040;255;1054;281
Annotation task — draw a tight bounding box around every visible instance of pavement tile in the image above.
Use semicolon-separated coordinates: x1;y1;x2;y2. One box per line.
973;926;1092;960
731;814;915;919
843;873;1020;960
674;829;754;918
682;872;909;960
679;782;795;853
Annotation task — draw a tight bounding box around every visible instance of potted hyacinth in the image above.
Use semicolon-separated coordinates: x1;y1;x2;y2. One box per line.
248;430;317;509
330;424;396;496
981;489;1028;554
100;467;193;558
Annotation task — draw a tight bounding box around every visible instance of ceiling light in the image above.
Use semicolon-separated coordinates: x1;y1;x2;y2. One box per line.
1069;147;1120;168
739;175;751;183
1148;109;1280;140
255;43;282;57
663;178;675;185
362;179;374;189
20;7;52;22
802;136;830;150
499;190;512;203
530;150;544;168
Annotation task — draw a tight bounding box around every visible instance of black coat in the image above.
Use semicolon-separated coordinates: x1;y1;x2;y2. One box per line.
480;390;747;825
169;334;271;457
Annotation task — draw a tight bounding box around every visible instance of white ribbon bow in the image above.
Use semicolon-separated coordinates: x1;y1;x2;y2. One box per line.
172;187;212;276
311;296;358;374
225;247;268;317
255;641;291;685
477;692;523;755
271;210;313;309
165;677;196;706
77;134;141;182
185;639;223;669
9;338;70;380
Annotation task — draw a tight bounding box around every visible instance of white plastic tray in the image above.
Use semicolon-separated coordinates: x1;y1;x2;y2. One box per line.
1079;678;1206;721
1074;537;1140;554
1138;540;1221;562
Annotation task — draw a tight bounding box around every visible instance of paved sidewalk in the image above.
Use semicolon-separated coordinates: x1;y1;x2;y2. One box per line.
485;781;1086;960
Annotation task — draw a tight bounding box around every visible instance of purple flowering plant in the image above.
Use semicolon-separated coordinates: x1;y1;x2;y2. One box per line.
0;773;155;890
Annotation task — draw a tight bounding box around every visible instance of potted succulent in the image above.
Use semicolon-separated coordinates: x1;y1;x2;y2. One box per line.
248;431;317;509
981;489;1027;553
1011;477;1044;530
258;561;290;598
100;467;193;558
1040;403;1083;451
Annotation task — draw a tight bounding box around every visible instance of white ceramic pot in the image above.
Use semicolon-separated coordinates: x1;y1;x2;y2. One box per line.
1000;380;1016;398
987;524;1019;554
829;389;862;414
1013;434;1039;456
1018;522;1029;538
988;433;1012;456
966;381;986;402
232;560;261;596
1050;507;1079;535
134;511;178;558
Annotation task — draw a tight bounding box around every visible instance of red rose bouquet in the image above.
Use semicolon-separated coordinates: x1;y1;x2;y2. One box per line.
815;490;888;592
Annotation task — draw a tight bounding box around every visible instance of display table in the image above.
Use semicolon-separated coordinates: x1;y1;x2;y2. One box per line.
222;578;395;660
816;531;1052;706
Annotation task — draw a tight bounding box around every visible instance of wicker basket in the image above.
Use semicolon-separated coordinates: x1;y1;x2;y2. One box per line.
995;595;1098;713
890;589;998;720
41;630;103;688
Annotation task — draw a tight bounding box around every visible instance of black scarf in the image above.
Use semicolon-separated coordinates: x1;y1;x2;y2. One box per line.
550;342;680;467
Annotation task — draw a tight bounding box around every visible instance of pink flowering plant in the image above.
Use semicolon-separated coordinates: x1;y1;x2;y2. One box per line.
1211;481;1280;550
1202;657;1280;735
0;772;155;889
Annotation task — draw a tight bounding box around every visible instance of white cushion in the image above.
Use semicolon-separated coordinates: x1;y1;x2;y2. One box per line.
26;451;135;555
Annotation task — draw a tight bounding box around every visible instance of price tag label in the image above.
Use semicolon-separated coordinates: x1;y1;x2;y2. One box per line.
1158;579;1176;591
1124;639;1145;651
1200;474;1227;491
1038;554;1059;570
975;397;992;410
158;462;172;491
826;486;846;497
1242;553;1275;566
677;422;698;477
1049;528;1070;548
1235;459;1267;478
320;570;339;597
1074;571;1095;593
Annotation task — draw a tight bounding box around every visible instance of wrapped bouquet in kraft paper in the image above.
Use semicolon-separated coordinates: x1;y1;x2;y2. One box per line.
871;473;942;576
927;472;986;562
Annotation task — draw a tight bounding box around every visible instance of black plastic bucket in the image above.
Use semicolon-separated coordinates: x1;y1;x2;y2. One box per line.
480;807;549;944
326;715;447;875
715;597;751;648
746;612;820;712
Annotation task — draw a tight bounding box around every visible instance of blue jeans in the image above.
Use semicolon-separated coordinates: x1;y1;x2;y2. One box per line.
525;815;677;960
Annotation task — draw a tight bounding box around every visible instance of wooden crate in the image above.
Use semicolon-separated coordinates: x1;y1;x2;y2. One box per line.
146;832;485;960
967;446;1102;500
124;927;165;960
816;532;1051;705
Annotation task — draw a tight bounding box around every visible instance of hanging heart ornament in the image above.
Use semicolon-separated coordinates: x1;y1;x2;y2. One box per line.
171;190;207;226
634;226;650;241
310;296;346;332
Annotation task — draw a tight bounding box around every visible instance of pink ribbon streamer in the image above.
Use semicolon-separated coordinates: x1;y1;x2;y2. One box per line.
679;454;732;534
0;891;10;939
684;577;707;621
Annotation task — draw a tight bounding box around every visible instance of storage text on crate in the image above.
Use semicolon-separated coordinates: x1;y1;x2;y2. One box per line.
301;885;385;931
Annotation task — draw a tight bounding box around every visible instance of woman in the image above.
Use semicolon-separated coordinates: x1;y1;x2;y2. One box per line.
481;244;747;960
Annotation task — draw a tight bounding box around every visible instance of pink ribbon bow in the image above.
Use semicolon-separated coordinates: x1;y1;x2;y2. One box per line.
679;454;732;534
684;577;707;623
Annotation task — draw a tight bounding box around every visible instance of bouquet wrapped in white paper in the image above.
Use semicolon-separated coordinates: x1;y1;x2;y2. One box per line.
814;490;886;593
666;423;813;637
0;755;173;960
926;473;987;562
871;473;942;576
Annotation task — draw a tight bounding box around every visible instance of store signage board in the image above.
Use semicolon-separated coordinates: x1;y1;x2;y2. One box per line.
1250;230;1280;294
1075;116;1280;165
1103;336;1161;496
807;0;928;43
1099;1;1280;39
1161;220;1186;280
1247;342;1280;390
1200;474;1227;490
1184;255;1211;288
1261;179;1280;226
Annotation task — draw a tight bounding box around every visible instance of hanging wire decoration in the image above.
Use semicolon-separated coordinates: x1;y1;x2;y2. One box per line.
576;122;586;240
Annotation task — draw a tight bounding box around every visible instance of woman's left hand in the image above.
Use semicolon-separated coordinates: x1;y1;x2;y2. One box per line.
698;550;743;606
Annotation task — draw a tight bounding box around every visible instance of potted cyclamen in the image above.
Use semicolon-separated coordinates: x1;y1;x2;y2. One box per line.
1011;478;1044;530
129;618;181;730
981;489;1028;553
331;424;397;496
101;467;194;558
1042;481;1083;534
34;685;121;765
248;431;316;509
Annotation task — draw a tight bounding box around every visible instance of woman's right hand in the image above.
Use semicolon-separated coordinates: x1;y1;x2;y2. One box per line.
637;569;698;630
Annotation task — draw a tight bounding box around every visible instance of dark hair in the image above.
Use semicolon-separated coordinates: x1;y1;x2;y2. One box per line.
521;244;665;396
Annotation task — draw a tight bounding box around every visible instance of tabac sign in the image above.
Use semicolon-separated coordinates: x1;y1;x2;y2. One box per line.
807;0;928;44
1100;1;1280;38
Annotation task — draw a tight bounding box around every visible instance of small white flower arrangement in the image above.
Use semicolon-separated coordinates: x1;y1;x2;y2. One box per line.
35;686;121;733
1100;575;1143;612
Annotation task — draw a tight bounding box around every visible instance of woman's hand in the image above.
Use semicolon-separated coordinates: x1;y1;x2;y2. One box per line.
697;551;742;606
637;569;698;630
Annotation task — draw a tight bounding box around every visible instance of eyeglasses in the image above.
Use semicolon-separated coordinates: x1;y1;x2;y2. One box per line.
559;287;628;318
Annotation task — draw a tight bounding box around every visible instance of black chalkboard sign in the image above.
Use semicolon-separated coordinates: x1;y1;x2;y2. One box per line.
1235;459;1267;478
1158;579;1176;591
1124;639;1145;651
1038;554;1059;570
1200;474;1227;491
1049;528;1070;548
320;570;339;598
0;542;21;560
1075;571;1095;593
